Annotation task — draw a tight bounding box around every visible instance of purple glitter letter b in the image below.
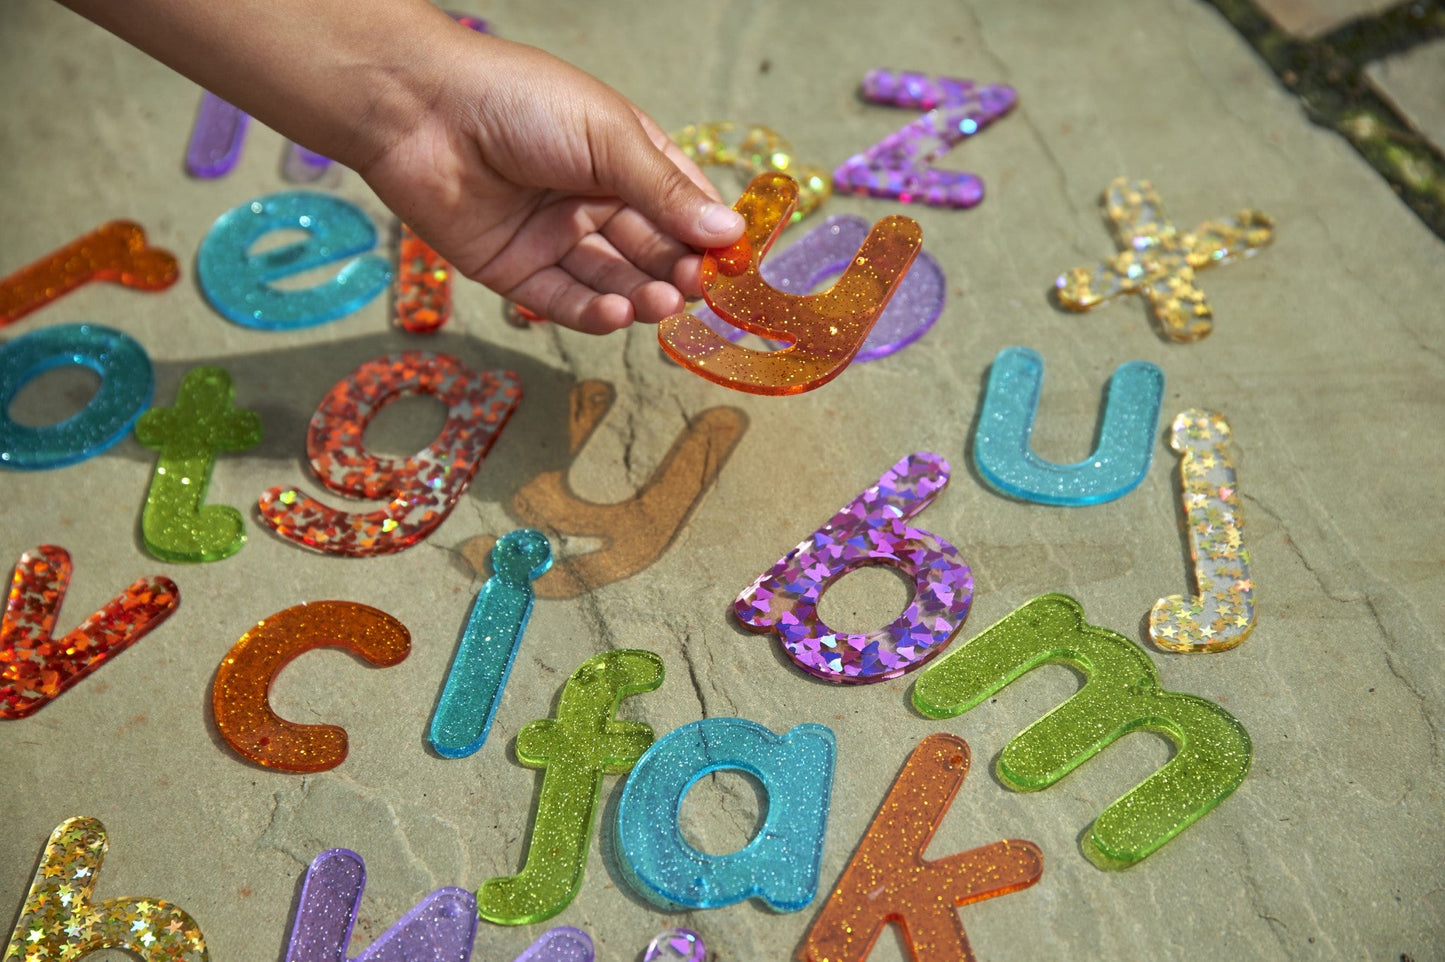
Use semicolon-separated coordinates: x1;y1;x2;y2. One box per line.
735;452;973;683
285;849;477;962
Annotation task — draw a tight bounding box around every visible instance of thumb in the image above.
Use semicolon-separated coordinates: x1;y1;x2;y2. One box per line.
593;110;744;250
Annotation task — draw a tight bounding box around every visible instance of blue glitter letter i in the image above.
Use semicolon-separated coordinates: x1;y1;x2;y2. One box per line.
972;346;1163;506
429;529;553;758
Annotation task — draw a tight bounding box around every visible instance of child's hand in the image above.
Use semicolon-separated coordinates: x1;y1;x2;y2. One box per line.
55;0;743;335
358;28;743;335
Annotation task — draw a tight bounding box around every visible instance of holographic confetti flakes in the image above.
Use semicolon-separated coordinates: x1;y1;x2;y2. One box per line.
478;650;663;925
1;545;178;720
4;817;207;962
913;594;1252;868
211;601;411;773
834;69;1016;209
0;323;154;470
736;452;973;683
659;173;922;395
135;367;263;563
972;346;1164;506
671;121;830;222
1150;410;1255;653
430;529;553;759
461;381;745;598
0;221;179;328
801;734;1043;962
1054;178;1274;342
394;224;453;334
258;353;521;556
616;718;836;911
691;214;947;363
643;929;703;962
283;849;477;962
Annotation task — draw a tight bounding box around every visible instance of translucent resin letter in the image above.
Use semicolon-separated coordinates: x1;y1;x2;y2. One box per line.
1;545;178;719
478;650;663;925
136;366;263;562
429;529;553;758
616;718;835;911
212;601;411;772
198;191;391;328
736;452;972;683
912;594;1252;868
1054;178;1274;342
658;173;921;395
972;346;1163;506
283;849;477;962
1149;410;1255;652
0;323;153;469
4;817;207;962
259;353;520;555
800;734;1043;962
0;221;179;328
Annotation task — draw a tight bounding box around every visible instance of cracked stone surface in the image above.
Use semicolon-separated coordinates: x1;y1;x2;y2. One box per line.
1;0;1442;960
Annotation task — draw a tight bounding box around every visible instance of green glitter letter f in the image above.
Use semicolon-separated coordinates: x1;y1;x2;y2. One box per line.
477;648;663;925
135;366;262;563
912;593;1251;868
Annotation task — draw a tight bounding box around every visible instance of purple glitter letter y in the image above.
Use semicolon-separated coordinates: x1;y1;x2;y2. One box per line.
284;849;478;962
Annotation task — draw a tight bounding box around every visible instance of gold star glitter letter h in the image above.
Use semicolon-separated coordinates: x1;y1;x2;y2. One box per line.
477;650;664;925
4;817;207;962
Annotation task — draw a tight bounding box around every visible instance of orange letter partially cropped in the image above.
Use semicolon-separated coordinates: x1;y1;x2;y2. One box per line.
0;221;179;327
800;733;1043;962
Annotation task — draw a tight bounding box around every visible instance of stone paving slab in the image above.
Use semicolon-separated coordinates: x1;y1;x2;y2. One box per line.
1;1;1443;961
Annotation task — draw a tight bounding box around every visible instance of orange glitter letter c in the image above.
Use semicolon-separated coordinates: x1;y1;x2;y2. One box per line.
659;173;922;395
211;601;410;773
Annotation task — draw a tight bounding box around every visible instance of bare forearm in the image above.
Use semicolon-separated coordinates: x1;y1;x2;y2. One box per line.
54;0;465;169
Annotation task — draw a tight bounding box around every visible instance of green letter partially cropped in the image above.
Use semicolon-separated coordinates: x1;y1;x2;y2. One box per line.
912;593;1250;868
135;366;261;562
477;648;664;924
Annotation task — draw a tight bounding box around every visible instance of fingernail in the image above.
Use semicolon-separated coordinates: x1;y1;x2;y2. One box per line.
700;203;743;236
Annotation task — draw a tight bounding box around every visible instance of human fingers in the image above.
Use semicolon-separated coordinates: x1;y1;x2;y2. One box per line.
590;109;743;251
559;233;685;321
600;206;693;281
502;266;636;335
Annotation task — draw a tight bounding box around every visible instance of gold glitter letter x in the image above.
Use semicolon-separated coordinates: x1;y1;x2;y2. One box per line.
1054;178;1273;342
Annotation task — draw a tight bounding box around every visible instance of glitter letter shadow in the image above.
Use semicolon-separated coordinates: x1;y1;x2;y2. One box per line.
462;380;744;598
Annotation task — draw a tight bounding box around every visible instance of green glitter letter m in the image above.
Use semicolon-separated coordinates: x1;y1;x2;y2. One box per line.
477;649;663;924
912;594;1250;868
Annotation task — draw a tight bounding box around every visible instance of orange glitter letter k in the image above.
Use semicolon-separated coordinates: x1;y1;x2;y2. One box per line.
799;733;1042;962
659;173;921;395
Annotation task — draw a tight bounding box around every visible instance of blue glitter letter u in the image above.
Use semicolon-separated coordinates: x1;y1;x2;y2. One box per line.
972;346;1163;506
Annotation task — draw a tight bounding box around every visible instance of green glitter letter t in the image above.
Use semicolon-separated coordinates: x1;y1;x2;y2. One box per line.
912;593;1250;868
477;649;663;924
